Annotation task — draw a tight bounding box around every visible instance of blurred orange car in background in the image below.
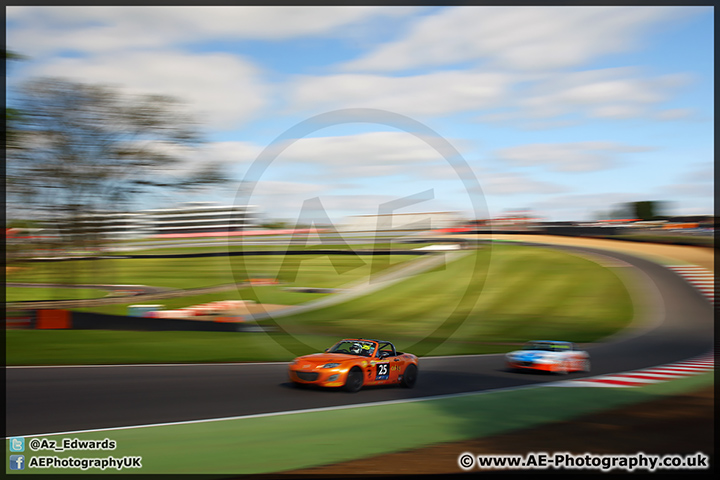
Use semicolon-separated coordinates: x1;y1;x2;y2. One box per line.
288;338;419;392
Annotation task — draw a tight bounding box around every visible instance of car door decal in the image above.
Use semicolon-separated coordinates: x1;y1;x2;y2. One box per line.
376;363;389;380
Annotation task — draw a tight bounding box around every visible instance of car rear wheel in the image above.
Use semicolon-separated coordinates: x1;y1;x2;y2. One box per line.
581;358;591;373
343;368;364;393
400;364;418;388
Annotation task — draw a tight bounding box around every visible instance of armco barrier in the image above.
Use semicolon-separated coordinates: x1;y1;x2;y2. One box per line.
26;249;430;262
69;311;250;332
6;310;37;329
36;309;71;329
464;227;713;248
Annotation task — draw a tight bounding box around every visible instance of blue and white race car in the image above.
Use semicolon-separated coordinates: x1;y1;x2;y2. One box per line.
506;340;590;374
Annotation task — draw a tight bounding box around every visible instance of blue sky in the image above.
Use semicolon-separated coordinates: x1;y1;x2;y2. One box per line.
6;6;714;224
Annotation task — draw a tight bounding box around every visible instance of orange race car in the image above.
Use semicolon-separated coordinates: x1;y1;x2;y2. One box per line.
288;338;419;392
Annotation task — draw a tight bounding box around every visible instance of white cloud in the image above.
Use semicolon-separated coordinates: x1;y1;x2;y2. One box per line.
288;71;512;117
666;205;714;216
518;68;692;119
588;105;646;119
251;191;402;223
656;163;714;201
9;7;697;130
473;68;693;126
221;180;330;222
654;108;695;121
478;172;567;196
661;183;714;198
315;195;461;222
495;141;654;173
250;180;327;197
271;131;450;180
320;195;400;216
5;6;711;223
118;140;260;186
413;163;478;182
198;141;262;166
341;6;688;72
240;132;476;218
518;120;584;131
680;162;714;183
7;6;415;56
26;50;268;130
282;132;441;164
513;177;713;221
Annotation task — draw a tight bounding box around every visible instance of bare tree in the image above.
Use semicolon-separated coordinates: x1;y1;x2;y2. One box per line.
7;77;228;250
5;50;26;151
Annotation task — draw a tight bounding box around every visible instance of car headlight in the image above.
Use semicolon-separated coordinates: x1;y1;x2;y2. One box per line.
322;363;341;369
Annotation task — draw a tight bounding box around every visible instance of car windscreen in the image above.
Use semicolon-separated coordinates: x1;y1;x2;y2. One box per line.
328;340;376;356
524;343;568;352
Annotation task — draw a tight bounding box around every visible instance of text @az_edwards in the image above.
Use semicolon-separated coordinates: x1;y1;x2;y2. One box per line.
28;437;116;452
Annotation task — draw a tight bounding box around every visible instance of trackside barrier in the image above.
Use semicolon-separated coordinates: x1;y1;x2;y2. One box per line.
35;310;71;329
8;310;256;332
70;311;249;332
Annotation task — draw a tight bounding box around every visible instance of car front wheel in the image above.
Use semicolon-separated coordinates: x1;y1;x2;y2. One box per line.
343;368;364;393
400;364;418;388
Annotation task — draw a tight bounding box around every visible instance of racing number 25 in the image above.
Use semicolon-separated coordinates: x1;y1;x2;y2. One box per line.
376;363;389;380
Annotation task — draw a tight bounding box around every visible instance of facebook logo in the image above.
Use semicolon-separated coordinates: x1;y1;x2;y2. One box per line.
10;455;25;470
9;437;25;452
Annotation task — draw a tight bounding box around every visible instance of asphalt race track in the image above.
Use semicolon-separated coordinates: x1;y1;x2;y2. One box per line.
5;244;714;437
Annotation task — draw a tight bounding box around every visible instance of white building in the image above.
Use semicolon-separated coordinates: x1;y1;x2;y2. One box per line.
46;202;258;240
144;202;257;235
74;211;153;239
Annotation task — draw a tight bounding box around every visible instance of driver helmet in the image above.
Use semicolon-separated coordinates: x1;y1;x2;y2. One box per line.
349;343;363;355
